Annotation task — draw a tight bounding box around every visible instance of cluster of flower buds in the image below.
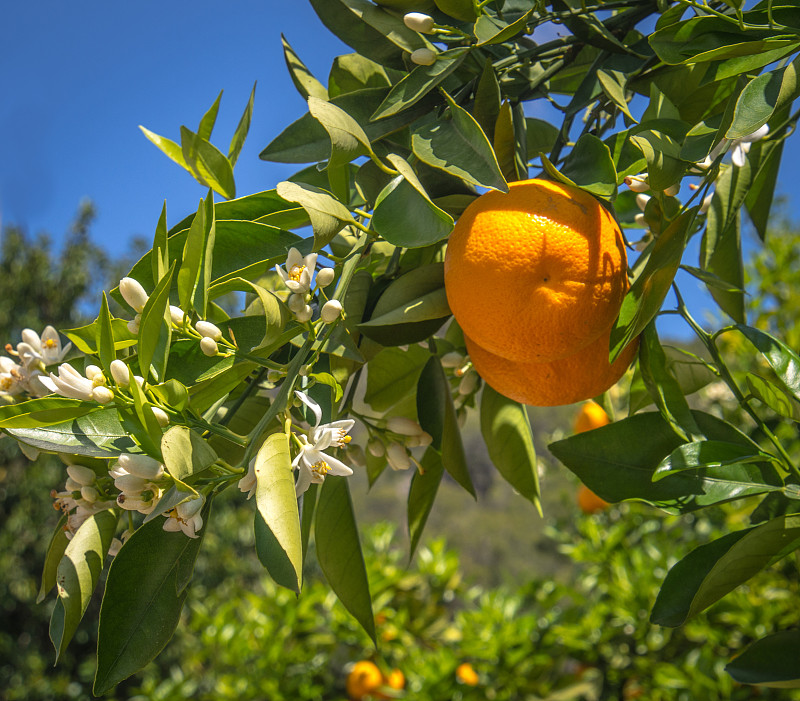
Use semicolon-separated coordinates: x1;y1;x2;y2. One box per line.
277;248;342;324
110;453;165;515
699;125;769;170
51;463;114;539
1;326;72;400
41;363;114;403
368;417;433;471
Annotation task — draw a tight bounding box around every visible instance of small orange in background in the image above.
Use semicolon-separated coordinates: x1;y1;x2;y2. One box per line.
455;662;479;686
573;401;611;434
578;484;610;514
386;669;405;690
347;660;384;700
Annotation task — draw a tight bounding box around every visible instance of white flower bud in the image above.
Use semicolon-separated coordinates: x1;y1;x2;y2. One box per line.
169;305;186;326
664;183;681;197
287;293;307;313
635;193;651;211
67;464;96;486
404;12;435;33
117;493;154;513
114;473;148;494
127;314;141;335
440;351;464;368
387;416;425;436
410;48;437;66
114;453;164;480
624;175;650;193
386;442;411;471
195;320;222;340
634;213;647;227
316;267;335;288
92;386;114;404
65;477;82;492
320;299;343;324
152;406;170;427
80;486;99;503
367;439;385;457
134;375;145;388
110;359;130;386
200;337;219;356
85;365;104;381
406;431;434;448
700;193;714;214
295;305;313;323
119;277;149;313
458;370;479;396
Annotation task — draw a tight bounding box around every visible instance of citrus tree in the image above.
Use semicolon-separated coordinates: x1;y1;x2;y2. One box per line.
4;0;800;694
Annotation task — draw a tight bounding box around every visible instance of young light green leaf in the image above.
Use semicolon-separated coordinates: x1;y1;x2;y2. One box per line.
161;425;218;482
417;356;475;498
50;509;117;663
94;500;211;695
197;90;222;142
475;9;534;46
371;48;468;120
96;292;115;371
480;385;541;510
597;69;636;122
254;432;303;593
139;126;189;171
151;202;169;283
179;126;236;199
138;262;175;383
407;447;445;560
747;373;800;422
177;193;215;318
315;476;375;643
276;181;352;250
629;126;687;192
37;515;69;603
308;95;371;169
228;82;256;167
726;630;800;688
737;325;800;400
282;35;328;101
127;366;164;457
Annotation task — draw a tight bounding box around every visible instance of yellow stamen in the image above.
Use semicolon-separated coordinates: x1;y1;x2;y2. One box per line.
288;264;306;282
44;338;57;349
311;460;331;477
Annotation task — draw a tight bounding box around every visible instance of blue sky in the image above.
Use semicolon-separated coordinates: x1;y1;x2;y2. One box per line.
2;1;796;340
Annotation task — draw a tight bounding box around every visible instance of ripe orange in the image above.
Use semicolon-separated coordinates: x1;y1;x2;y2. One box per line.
455;662;480;686
465;326;639;407
573;401;611;433
578;484;610;514
444;179;629;364
346;661;384;700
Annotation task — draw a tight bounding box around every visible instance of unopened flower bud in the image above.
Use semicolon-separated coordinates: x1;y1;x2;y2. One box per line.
440;351;464;368
67;464;96;486
195;320;222;340
458;370;479;396
387;416;425;436
700;193;714;214
386;442;411;471
92;386;114;404
267;369;283;383
316;267;335;288
169;305;186;326
200;337;219;356
119;277;149;313
110;359;130;386
320;299;343;324
295;305;314;323
65;477;82;492
410;48;437;66
635;193;651;211
152;406;170;427
127;314;141;335
663;183;680;197
85;365;103;382
404;12;435;32
634;213;647;227
406;431;434;448
115;453;164;480
624;175;650;193
368;439;385;458
80;486;99;503
287;293;307;313
298;364;310;377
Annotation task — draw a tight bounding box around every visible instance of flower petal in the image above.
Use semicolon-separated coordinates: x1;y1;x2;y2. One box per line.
295;390;323;428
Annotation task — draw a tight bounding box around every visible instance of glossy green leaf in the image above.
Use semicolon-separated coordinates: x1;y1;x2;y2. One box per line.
610;210;695;361
161;426;218;482
371;48;468;120
652;515;800;627
597;69;635;121
747;373;800;422
179;126;236;199
308;95;371;169
727;56;799;138
188;361;256;415
737;325;800;400
309;0;427;71
138;263;175;382
37;515;69;603
639;322;702;442
282;35;328;101
142;483;197;524
559;133;618;198
480;385;541;509
254;432;303;593
411;92;508;192
549;410;776;513
64;319;137;355
94;500;211;695
474;9;533;46
417;356;474;498
473;59;501;138
228;82;256;168
139;126;188;172
364;345;430;413
407;447;445;560
96;292;115;371
629;125;687;192
745;139;785;241
727;630;800;688
494;100;527;182
197;90;222;142
149;379;189;413
653;440;778;480
126;365;164;457
315;477;375;642
177;194;215;317
50;509;117;663
151;202;169;282
7;408;137;457
0;397;97;429
276;181;352;250
300;482;319;566
328;53;397;97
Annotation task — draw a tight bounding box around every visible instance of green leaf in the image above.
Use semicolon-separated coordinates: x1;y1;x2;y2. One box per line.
747;373;800;422
473;59;501;138
50;509;117;663
228;82;256;167
653;440;778;480
139;126;189;172
177;194;215;317
475;9;534;46
407;447;445;560
308;0;427;71
300;482;319;566
37;515;69;603
559;133;618;198
639;322;703;442
629;125;687;192
0;397;97;429
597;69;635;122
188;361;255;415
143;483;197;524
549;410;778;513
652;515;800;627
197;90;222;142
727;56;799;139
371;48;468;120
610;210;695;362
417;356;475;497
276;181;352;250
494;100;528;182
94;501;211;695
96;292;115;371
412;92;508;193
315;477;375;642
726;630;800;688
282;35;328;101
7;408;136;457
161;425;218;482
480;385;541;509
308;95;372;171
364;345;430;413
254;432;303;593
737;325;800;400
179;126;236;199
328;53;397;97
138;263;175;382
151;202;169;282
150;379;189;413
745;139;785;241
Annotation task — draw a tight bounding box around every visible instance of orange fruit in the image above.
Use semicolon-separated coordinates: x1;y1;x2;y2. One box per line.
386;669;405;690
444;179;629;364
573;401;611;433
578;484;610;514
455;662;480;686
465;326;639;407
346;661;384;700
